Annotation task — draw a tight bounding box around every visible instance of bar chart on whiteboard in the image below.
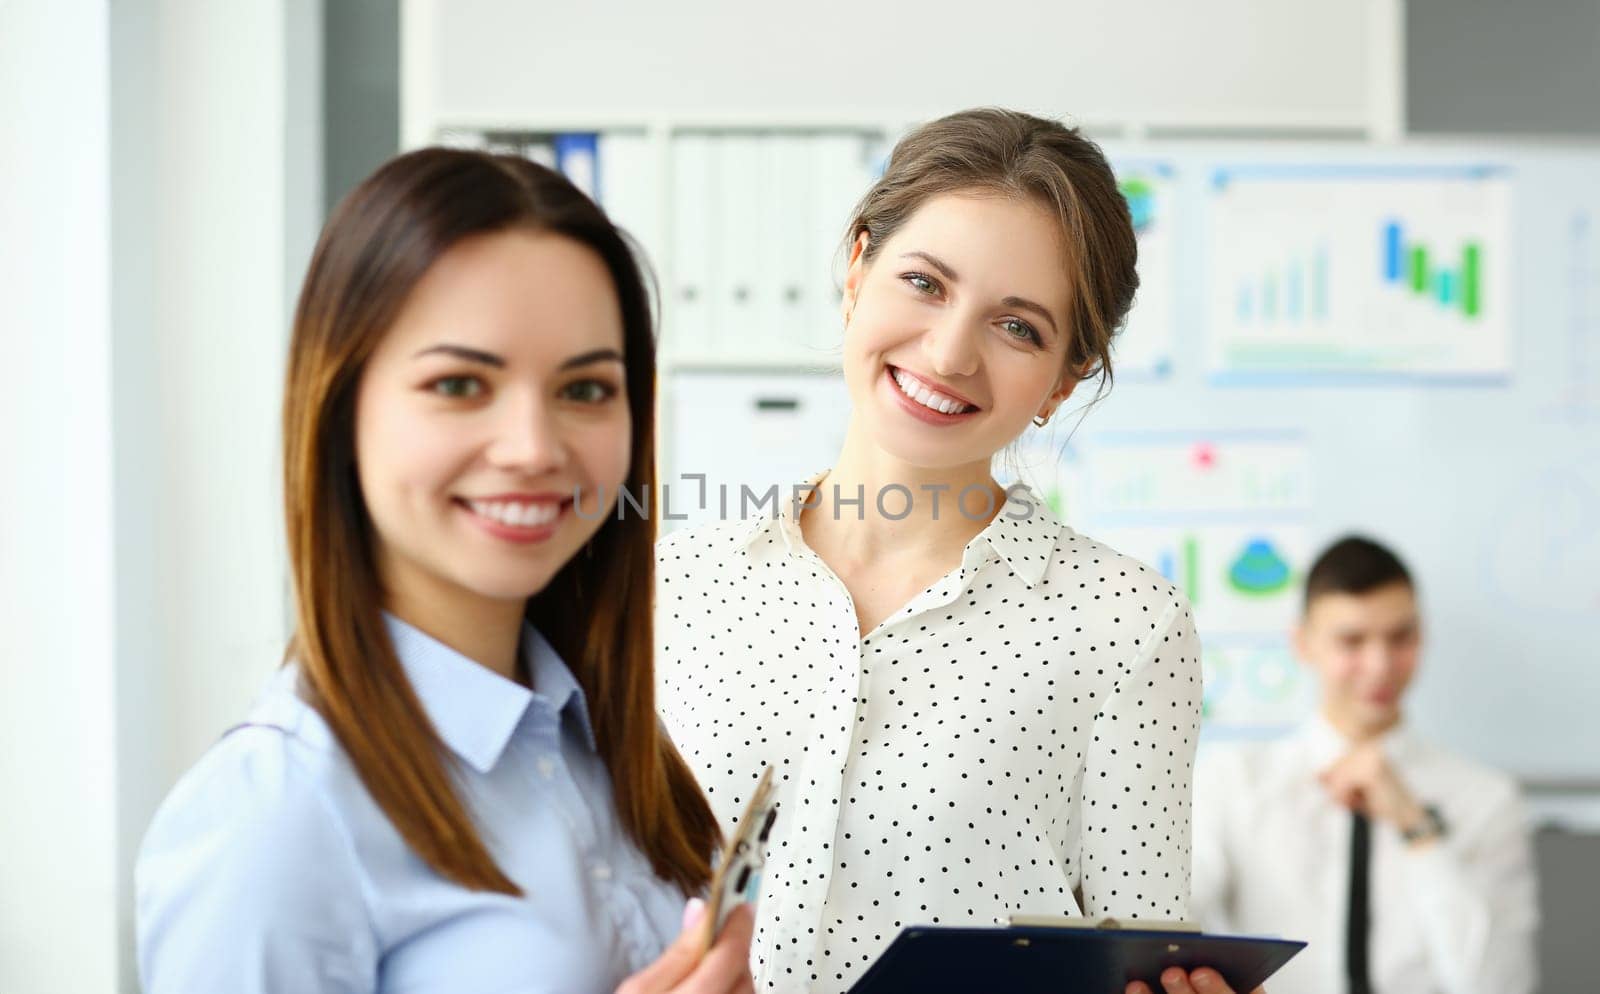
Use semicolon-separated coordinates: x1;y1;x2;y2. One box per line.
1206;166;1512;379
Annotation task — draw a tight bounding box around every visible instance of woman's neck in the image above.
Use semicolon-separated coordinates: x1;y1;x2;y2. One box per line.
801;421;1002;568
382;562;527;684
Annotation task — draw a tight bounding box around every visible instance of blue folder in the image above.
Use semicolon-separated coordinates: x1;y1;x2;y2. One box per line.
847;922;1306;994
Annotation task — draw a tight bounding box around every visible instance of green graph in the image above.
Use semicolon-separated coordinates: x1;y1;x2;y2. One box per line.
1385;219;1481;318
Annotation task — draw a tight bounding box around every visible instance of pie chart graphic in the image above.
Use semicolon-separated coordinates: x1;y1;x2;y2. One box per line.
1227;538;1292;595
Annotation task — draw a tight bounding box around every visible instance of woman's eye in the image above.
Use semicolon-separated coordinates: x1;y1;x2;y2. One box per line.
903;272;939;294
430;375;485;399
1002;318;1041;345
562;379;618;404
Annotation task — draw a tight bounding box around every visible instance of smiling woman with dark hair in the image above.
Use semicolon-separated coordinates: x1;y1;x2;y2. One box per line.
135;148;753;994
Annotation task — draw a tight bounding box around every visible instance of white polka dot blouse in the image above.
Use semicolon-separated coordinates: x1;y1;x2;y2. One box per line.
656;480;1204;994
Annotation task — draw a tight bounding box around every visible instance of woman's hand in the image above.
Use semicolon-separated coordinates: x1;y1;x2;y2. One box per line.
616;899;756;994
1126;967;1266;994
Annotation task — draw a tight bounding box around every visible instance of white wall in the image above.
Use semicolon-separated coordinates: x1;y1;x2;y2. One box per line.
144;0;298;772
3;2;318;990
403;0;1391;143
0;4;120;992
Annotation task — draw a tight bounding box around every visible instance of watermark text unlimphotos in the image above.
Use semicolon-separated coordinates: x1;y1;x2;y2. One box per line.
572;475;1039;523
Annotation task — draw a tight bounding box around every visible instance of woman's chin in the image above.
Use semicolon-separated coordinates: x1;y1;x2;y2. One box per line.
866;423;1000;473
452;566;564;605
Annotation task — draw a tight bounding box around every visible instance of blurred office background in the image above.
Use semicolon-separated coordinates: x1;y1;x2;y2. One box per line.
3;1;1597;991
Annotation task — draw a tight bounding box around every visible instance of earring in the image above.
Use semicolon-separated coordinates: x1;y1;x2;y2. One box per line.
1033;413;1051;428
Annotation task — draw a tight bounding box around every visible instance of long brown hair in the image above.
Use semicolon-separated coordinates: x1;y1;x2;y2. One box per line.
847;108;1139;391
282;148;718;895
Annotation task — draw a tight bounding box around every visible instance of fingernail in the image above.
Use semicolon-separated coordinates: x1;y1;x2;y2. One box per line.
1191;969;1220;992
682;897;706;930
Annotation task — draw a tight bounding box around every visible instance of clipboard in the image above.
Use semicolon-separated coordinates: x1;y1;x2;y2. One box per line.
846;919;1306;994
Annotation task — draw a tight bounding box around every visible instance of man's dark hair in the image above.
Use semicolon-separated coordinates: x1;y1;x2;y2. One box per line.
1304;535;1414;612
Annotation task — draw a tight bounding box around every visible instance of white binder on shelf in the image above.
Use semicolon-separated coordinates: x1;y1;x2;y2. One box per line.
484;134;523;156
669;133;719;357
761;134;818;357
808;133;872;354
712;135;768;358
520;137;557;169
597;132;665;287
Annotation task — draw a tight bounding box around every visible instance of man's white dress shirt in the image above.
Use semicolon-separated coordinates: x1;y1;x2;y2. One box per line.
1192;715;1540;994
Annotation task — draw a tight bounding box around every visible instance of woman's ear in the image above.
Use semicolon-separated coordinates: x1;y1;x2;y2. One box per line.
841;231;870;324
1038;368;1084;422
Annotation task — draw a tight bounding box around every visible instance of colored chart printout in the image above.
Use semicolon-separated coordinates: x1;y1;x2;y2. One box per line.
1207;167;1511;377
1088;522;1312;638
1082;435;1311;517
1112;163;1178;377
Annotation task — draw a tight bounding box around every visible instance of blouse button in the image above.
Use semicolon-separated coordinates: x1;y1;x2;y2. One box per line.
591;862;613;882
536;756;556;779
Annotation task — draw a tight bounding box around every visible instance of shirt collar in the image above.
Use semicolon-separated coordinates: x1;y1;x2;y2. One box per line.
974;484;1062;588
740;473;1062;588
384;613;597;774
1298;709;1416;770
740;471;826;560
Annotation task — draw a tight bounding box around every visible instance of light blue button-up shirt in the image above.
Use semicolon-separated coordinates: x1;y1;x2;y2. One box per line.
137;616;686;993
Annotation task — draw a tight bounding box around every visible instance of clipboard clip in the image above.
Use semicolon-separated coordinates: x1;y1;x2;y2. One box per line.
996;915;1202;934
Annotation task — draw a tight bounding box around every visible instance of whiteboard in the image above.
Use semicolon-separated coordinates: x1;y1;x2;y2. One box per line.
664;138;1600;781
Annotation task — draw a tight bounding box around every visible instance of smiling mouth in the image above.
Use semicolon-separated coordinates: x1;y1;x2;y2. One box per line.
458;497;566;529
888;366;979;415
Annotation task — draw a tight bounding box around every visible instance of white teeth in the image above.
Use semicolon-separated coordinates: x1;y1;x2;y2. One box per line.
467;499;560;528
892;368;973;415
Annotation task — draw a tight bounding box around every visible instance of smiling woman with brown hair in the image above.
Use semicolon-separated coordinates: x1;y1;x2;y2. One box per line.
136;148;752;994
656;108;1249;994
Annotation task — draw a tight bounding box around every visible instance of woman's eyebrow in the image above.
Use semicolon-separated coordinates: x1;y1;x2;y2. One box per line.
410;345;624;371
559;348;624;371
1002;296;1060;337
901;251;959;281
412;343;504;367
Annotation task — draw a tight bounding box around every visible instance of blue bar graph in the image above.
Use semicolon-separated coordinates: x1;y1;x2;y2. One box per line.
1384;220;1403;281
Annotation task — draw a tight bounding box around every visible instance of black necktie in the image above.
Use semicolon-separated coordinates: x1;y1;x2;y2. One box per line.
1346;810;1373;994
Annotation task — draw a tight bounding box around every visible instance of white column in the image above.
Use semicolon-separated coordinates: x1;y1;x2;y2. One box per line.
1368;0;1408;141
0;4;119;992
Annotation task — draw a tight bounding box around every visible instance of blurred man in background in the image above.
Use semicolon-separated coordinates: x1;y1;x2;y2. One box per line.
1191;535;1539;994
